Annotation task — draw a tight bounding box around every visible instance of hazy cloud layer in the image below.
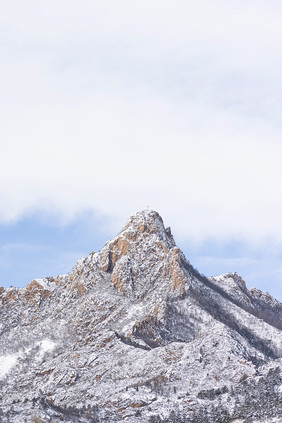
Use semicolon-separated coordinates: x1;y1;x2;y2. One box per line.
1;1;282;243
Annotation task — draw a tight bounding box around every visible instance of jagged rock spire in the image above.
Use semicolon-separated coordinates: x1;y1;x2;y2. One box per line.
117;209;176;247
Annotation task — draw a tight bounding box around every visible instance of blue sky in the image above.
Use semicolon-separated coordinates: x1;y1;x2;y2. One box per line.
0;212;112;288
1;1;282;299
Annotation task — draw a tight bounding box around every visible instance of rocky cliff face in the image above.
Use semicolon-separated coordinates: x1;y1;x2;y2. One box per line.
1;210;282;423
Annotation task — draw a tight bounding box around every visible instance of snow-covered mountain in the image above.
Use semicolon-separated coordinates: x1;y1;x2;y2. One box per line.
1;210;282;422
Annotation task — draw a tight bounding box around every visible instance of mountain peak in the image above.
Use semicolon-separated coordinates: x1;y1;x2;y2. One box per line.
96;210;180;298
118;209;175;245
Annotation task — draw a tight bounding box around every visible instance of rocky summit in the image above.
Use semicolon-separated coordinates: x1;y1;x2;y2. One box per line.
1;210;282;423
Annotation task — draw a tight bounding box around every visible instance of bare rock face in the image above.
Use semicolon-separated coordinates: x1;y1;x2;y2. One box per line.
1;210;282;422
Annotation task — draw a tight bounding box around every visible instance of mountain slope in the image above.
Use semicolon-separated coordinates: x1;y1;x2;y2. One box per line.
1;210;282;423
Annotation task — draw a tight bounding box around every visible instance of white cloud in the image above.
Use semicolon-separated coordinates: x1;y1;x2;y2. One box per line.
1;1;282;243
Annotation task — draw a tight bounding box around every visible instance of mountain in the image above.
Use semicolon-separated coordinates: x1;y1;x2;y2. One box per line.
1;210;282;423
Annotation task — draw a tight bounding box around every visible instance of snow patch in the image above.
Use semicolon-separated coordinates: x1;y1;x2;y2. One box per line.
0;354;18;379
34;278;57;291
0;339;56;379
37;339;56;360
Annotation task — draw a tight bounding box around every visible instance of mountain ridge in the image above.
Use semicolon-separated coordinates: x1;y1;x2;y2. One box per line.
1;210;282;422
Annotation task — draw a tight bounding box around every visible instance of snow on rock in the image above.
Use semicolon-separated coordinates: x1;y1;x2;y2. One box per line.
37;339;56;361
1;210;282;422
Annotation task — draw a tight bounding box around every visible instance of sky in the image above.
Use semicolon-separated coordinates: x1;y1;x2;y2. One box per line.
1;1;282;298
